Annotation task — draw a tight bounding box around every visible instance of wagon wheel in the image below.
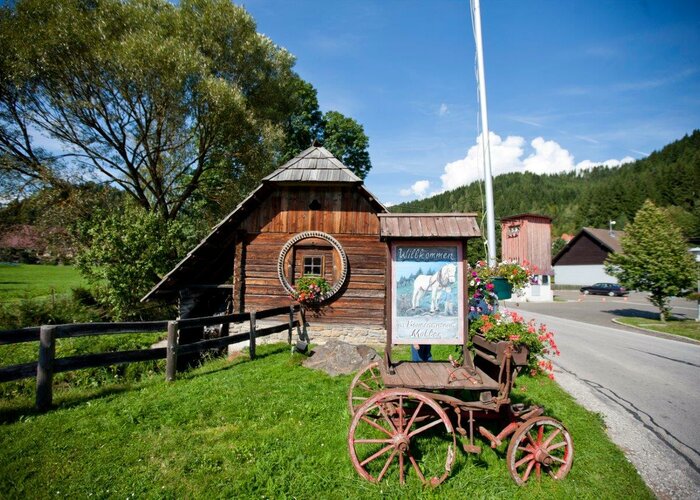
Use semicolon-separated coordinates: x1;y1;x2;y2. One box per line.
348;388;456;486
348;361;384;416
506;416;574;485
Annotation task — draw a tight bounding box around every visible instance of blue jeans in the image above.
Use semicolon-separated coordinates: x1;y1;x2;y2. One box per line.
411;344;432;362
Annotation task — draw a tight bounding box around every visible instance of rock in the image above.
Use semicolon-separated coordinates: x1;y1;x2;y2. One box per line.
302;340;379;376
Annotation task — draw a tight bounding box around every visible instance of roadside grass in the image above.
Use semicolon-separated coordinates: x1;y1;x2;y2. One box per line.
615;317;700;342
0;343;652;499
0;264;85;303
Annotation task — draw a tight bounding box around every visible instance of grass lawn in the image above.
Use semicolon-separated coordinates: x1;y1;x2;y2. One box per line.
0;343;653;499
616;316;700;342
0;264;85;303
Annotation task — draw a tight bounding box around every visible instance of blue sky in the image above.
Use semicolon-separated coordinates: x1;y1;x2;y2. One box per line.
244;0;700;206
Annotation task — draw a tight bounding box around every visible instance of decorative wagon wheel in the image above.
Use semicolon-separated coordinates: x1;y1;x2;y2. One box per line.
347;361;384;416
506;416;574;485
348;388;456;486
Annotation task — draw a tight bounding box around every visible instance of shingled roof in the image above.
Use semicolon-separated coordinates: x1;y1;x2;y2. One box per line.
263;145;362;183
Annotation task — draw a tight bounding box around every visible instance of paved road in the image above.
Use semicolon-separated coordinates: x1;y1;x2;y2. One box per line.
506;290;698;335
511;307;700;499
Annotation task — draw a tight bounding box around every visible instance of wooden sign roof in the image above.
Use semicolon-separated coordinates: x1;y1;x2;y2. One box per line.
378;213;481;239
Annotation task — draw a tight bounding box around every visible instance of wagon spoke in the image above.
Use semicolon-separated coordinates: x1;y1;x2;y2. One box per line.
542;428;561;448
376;449;398;482
354;438;393;444
515;453;535;469
408;417;443;438
546;441;568;452
405;401;424;430
537;424;544;444
398;395;405;432
377;404;399;434
521;459;535;482
360;415;393;437
360;444;393;467
399;450;405;485
536;462;541;479
549;455;567;465
518;444;535;454
407;450;427;483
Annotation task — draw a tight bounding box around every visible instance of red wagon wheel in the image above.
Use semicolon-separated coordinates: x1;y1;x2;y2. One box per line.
347;361;384;416
348;388;456;486
506;416;574;485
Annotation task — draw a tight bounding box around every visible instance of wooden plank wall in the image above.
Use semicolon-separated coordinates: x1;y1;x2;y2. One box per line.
501;217;553;274
238;186;386;326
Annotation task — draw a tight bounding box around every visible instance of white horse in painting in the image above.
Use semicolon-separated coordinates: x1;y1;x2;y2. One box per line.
411;263;457;313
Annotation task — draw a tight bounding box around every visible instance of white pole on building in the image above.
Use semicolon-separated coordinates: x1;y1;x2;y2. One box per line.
471;0;497;266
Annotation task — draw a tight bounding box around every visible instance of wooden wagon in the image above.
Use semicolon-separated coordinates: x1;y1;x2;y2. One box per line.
346;235;573;486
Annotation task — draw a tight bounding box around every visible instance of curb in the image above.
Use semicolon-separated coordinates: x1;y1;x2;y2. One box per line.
610;318;700;346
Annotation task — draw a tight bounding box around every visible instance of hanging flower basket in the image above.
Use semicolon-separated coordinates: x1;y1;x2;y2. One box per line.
490;277;513;300
290;275;331;309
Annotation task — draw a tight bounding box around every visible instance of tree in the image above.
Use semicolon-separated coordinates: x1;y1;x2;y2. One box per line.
75;201;203;319
605;200;695;321
0;0;300;219
322;111;372;180
281;84;372;180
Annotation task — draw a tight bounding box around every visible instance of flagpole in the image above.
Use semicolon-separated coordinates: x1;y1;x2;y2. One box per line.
472;0;497;266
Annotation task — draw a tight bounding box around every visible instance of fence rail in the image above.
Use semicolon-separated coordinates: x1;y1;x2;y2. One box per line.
0;304;304;410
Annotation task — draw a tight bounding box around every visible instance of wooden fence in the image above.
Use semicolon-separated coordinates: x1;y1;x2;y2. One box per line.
0;305;304;411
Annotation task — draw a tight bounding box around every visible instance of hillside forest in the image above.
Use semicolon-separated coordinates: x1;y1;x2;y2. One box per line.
393;130;700;252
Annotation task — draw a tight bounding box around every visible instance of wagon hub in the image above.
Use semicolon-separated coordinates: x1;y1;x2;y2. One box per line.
534;447;554;466
392;433;410;452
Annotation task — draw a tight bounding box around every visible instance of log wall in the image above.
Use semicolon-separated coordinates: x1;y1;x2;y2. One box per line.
237;185;386;326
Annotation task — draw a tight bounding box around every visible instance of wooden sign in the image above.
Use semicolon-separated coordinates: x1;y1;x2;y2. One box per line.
390;242;464;344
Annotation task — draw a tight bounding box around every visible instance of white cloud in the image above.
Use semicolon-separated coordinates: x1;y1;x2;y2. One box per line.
400;180;431;198
575;156;635;172
438;103;449;116
440;132;525;191
439;132;636;192
523;137;575;174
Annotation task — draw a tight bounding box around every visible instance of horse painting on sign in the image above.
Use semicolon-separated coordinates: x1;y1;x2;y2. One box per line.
411;263;457;313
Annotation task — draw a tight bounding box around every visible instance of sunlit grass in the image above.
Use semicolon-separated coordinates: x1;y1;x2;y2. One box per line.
616;316;700;342
0;343;652;498
0;264;85;303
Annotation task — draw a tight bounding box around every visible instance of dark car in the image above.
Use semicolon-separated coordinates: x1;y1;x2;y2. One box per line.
579;282;629;297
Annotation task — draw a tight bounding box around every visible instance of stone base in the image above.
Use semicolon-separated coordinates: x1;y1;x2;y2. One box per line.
227;321;385;354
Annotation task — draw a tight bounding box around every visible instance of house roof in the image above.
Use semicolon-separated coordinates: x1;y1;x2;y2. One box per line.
500;213;552;223
552;226;625;265
263;145;363;183
378;213;481;239
142;146;386;302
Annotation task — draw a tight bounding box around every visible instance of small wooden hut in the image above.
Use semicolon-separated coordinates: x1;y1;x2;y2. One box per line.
143;145;480;344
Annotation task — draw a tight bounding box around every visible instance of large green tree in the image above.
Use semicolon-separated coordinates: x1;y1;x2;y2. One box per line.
605;200;696;321
0;0;301;219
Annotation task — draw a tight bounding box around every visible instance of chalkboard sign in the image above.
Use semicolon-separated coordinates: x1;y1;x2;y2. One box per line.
391;242;464;345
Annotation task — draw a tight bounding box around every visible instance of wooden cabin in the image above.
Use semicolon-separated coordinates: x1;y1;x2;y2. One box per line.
143;145;480;345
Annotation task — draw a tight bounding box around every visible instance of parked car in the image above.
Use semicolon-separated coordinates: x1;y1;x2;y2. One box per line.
579;283;629;297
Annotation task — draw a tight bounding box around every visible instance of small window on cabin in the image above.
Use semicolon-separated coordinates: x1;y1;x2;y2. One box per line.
507;224;521;238
303;256;323;276
309;199;321;210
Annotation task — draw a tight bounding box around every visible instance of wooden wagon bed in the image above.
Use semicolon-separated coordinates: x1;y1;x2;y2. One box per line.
378;361;500;391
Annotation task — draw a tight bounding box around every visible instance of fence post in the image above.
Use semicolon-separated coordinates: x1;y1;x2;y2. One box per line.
300;307;309;342
288;305;295;345
249;311;256;360
166;320;179;382
36;325;56;411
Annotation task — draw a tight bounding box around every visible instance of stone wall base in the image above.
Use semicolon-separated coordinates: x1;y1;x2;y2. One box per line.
227;321;385;354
